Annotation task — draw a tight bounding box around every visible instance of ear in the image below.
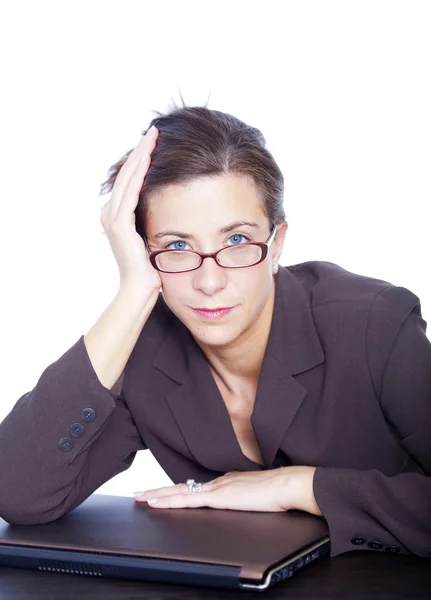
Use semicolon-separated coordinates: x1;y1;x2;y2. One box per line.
271;223;288;268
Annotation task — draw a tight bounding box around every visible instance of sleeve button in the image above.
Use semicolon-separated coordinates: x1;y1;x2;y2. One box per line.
385;545;400;553
368;540;383;550
81;408;96;423
58;437;74;452
351;536;366;545
70;423;85;438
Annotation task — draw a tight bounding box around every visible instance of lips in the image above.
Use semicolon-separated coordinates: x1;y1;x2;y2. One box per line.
191;306;235;320
193;307;232;311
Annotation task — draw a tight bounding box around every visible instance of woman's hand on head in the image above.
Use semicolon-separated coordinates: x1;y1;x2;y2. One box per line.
100;126;162;294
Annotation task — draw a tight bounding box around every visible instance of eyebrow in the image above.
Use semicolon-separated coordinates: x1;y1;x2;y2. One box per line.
153;221;261;240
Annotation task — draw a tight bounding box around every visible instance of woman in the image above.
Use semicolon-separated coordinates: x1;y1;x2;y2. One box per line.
0;103;430;559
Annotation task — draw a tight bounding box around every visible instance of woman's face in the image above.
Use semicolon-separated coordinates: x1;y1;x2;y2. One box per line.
145;174;286;350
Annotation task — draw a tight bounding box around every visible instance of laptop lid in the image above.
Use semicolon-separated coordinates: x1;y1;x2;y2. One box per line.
0;494;330;591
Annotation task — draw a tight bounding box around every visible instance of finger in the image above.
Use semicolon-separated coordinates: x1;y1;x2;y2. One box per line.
107;128;158;216
102;152;150;225
147;491;214;509
116;127;158;185
134;481;214;501
108;138;147;197
109;137;155;218
116;154;152;218
133;483;189;501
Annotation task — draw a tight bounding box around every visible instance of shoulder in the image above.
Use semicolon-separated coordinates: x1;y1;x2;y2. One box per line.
282;261;425;397
283;261;423;349
284;260;421;314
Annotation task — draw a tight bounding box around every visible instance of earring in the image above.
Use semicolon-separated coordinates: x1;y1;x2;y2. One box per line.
273;264;278;274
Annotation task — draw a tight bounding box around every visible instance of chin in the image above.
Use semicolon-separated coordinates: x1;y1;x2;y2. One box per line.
187;321;243;349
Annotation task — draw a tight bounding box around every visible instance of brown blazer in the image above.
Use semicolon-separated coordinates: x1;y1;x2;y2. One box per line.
1;261;430;558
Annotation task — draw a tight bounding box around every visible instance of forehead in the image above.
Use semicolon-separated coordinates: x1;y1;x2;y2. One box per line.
146;173;267;233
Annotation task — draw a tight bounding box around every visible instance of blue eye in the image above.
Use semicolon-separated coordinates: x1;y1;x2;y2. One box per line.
228;234;248;245
167;241;189;250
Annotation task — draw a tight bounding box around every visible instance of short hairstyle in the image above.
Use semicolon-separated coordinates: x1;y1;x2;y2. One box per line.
100;96;286;239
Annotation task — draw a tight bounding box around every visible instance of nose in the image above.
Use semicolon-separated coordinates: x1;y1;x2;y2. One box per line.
192;256;227;295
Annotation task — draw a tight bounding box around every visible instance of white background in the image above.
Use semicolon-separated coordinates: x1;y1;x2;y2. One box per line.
1;0;430;497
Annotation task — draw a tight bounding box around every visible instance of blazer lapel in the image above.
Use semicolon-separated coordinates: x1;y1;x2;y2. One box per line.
250;267;324;467
154;318;254;472
250;362;308;469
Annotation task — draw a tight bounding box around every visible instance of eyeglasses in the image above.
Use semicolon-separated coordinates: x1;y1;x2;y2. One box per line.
147;228;277;274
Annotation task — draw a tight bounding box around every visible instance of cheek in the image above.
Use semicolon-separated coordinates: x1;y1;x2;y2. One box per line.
234;266;274;306
159;274;190;305
243;262;273;289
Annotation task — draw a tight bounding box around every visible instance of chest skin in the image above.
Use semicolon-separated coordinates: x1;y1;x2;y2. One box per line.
211;371;265;467
228;404;265;466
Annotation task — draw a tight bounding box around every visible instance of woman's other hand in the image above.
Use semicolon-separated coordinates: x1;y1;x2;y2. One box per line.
133;466;322;516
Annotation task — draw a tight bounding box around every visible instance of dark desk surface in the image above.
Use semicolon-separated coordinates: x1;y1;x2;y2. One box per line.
1;552;430;600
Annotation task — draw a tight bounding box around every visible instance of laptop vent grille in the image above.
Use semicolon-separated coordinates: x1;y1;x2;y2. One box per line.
37;558;119;577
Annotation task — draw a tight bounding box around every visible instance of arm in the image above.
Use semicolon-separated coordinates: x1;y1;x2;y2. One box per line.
313;286;431;557
0;285;158;525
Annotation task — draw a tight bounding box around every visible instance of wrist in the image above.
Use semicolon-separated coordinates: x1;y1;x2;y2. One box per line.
290;466;322;516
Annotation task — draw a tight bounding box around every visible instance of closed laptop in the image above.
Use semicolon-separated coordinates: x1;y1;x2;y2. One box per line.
0;494;330;591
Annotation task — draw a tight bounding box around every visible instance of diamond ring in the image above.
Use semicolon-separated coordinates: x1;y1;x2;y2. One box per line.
186;479;203;493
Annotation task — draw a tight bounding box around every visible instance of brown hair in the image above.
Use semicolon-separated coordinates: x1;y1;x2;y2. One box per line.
100;96;286;240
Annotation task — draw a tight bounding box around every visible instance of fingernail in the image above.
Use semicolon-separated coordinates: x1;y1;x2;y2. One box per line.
147;498;159;504
133;491;145;498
